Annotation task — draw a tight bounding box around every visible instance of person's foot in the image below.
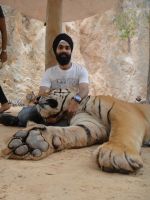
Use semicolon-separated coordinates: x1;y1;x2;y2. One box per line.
0;103;11;113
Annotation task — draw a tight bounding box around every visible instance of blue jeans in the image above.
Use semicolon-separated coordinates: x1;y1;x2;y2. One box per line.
17;106;44;126
18;106;69;127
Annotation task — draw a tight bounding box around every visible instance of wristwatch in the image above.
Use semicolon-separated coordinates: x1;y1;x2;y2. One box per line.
72;94;82;104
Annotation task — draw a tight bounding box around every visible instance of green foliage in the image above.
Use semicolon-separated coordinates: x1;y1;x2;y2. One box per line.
114;10;137;39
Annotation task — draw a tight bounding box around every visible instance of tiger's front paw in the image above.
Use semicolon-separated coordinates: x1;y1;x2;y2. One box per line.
95;142;143;174
2;125;63;160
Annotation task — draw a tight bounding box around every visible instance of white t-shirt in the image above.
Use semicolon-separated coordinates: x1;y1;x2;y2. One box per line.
40;62;89;92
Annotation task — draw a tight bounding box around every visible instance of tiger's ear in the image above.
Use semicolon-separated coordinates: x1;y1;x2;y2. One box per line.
23;91;36;106
44;89;51;96
47;99;58;108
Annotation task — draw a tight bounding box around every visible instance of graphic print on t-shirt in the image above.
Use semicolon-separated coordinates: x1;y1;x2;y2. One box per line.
51;78;78;90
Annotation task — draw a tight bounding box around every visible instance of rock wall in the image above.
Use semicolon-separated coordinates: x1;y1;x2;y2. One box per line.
0;0;149;102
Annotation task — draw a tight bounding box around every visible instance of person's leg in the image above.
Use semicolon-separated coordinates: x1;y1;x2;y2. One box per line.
0;105;44;127
18;106;44;126
0;86;11;112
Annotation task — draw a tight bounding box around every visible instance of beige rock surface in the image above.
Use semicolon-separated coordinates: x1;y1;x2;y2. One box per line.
0;0;149;102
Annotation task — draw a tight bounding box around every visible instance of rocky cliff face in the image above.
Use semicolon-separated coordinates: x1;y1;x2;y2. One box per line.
0;0;149;102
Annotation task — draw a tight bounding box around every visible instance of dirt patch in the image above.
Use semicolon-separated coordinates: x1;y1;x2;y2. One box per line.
0;108;149;200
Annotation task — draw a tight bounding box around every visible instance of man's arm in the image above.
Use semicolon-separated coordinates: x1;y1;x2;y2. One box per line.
37;68;51;97
67;82;89;117
0;7;7;63
68;65;89;116
77;82;89;99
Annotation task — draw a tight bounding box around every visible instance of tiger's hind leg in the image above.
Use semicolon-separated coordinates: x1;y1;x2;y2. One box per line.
2;112;108;160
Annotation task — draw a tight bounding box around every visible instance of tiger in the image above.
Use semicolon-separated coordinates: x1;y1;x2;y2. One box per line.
1;89;150;174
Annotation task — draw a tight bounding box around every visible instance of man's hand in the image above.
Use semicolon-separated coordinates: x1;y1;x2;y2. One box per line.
0;51;7;63
38;86;51;97
67;99;79;119
25;91;37;105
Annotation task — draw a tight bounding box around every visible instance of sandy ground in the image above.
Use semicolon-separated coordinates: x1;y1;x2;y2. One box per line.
0;108;150;200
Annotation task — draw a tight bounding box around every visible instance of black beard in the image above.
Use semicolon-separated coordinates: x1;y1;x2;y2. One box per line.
55;52;71;65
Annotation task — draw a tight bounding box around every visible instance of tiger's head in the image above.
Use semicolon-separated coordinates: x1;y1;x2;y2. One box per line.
36;89;74;123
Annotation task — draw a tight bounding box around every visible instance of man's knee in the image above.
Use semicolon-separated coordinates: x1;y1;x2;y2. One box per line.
18;106;43;125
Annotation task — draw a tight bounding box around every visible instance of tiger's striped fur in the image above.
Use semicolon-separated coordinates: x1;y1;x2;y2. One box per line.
2;89;150;174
